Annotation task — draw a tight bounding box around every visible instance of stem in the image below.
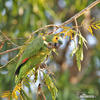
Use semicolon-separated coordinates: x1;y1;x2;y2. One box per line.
0;31;18;47
31;24;58;36
0;46;21;55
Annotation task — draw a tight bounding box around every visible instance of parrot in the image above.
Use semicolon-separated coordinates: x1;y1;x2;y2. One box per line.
14;34;62;85
1;34;62;99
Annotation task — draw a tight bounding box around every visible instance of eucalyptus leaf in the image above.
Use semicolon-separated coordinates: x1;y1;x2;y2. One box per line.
43;72;58;100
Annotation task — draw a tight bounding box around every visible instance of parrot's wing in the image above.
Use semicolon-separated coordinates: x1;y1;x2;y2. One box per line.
16;36;44;69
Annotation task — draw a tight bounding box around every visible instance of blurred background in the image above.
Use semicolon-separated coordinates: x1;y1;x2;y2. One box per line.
0;0;100;100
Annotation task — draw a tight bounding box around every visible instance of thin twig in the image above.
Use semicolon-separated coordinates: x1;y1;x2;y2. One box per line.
0;31;18;47
74;18;79;32
0;46;21;55
31;24;59;36
37;84;46;100
0;55;17;69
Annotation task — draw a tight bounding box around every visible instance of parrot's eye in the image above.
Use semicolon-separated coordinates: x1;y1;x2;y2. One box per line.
52;36;59;43
56;37;58;40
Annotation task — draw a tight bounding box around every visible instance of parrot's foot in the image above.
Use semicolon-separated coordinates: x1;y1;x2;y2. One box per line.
40;63;54;76
51;51;57;57
40;63;47;69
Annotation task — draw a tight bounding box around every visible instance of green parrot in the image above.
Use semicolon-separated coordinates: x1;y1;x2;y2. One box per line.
14;34;62;85
1;34;62;99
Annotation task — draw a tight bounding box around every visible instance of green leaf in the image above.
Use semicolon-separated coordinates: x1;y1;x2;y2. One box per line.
20;89;31;100
88;26;93;36
79;35;83;61
76;49;81;71
78;33;87;49
71;47;78;57
43;72;58;100
75;33;86;71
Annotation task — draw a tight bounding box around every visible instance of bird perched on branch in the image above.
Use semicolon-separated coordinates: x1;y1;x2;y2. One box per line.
1;34;62;99
15;34;62;84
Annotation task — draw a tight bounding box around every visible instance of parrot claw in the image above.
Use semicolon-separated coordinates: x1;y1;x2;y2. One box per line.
40;63;47;69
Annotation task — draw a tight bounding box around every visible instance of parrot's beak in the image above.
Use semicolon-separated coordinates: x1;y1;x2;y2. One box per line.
58;40;63;45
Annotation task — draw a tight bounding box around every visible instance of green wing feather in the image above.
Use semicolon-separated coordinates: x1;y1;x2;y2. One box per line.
16;36;44;70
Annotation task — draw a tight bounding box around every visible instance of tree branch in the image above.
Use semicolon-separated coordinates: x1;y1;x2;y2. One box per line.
0;30;18;47
0;46;21;55
31;24;58;36
31;0;100;36
60;0;100;26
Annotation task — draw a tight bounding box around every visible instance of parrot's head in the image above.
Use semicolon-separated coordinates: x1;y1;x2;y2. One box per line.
43;34;62;49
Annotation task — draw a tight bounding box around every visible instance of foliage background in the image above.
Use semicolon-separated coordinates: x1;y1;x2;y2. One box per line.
0;0;100;100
